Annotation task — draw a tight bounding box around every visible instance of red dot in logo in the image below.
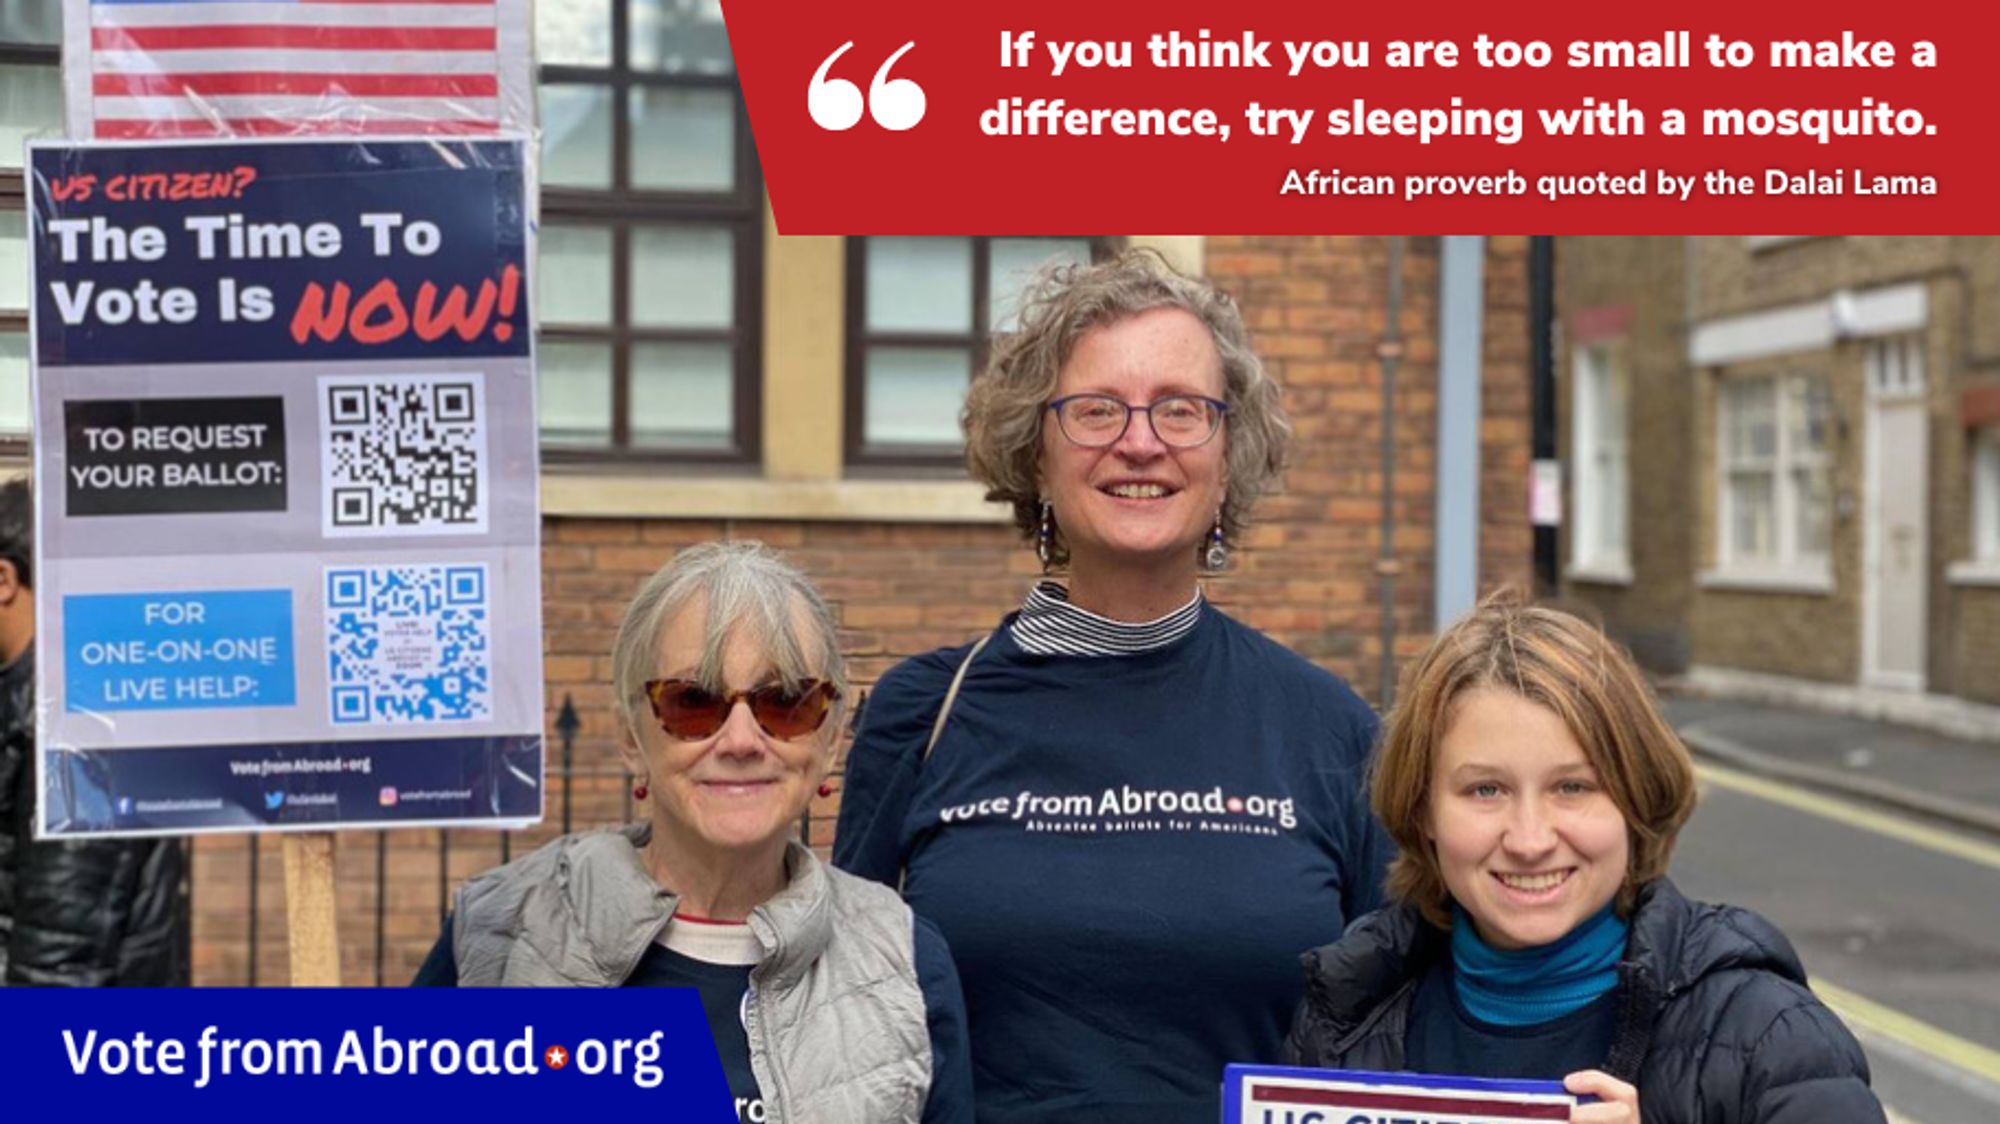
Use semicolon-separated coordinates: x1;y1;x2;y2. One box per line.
1226;798;1245;813
544;1044;569;1070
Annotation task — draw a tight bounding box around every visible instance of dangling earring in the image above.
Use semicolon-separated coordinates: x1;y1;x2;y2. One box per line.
1037;500;1054;571
633;780;649;800
1204;510;1228;571
817;782;834;798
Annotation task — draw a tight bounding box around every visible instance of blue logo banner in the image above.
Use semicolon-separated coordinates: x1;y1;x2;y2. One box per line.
0;989;734;1121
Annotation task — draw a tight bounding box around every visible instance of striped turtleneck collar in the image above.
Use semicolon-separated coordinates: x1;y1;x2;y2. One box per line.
1007;580;1203;657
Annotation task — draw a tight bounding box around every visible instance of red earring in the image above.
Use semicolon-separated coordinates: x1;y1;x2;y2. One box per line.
633;782;648;800
817;782;834;798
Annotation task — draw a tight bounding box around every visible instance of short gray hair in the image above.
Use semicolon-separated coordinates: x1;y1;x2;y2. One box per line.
611;541;848;741
963;247;1291;569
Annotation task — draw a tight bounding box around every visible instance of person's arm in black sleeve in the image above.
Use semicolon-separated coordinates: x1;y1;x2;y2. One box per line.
832;653;951;886
1740;997;1888;1124
913;915;975;1124
410;914;460;986
5;834;145;987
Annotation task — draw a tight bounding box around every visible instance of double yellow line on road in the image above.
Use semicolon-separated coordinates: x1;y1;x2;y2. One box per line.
1814;979;2000;1087
1696;762;2000;872
1696;762;2000;1089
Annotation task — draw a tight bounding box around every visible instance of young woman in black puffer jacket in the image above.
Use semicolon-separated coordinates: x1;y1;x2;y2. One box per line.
1286;601;1885;1124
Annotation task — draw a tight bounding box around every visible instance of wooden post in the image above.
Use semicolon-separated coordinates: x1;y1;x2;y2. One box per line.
282;832;342;986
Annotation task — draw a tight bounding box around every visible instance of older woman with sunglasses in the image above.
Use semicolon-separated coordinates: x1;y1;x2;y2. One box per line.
835;251;1390;1124
414;542;973;1124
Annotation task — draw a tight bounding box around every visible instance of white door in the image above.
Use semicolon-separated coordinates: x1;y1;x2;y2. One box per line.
1864;339;1928;691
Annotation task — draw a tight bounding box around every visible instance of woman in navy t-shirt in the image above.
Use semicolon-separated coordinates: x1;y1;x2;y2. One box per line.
836;250;1391;1124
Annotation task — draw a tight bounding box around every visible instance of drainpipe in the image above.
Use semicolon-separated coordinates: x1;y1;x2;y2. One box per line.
1377;238;1406;709
1436;237;1487;629
1530;236;1559;593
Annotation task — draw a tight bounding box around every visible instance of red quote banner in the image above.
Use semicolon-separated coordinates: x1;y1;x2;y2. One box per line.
721;0;1993;234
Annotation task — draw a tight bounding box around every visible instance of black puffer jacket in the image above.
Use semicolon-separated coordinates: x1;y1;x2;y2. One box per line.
0;649;188;986
1286;878;1886;1124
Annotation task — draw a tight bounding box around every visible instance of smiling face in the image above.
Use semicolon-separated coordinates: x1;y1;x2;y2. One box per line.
1039;307;1228;576
1426;689;1631;950
620;596;835;862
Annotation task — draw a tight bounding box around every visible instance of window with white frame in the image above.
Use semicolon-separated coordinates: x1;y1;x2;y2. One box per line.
1570;344;1629;576
1976;428;2000;563
1718;373;1833;573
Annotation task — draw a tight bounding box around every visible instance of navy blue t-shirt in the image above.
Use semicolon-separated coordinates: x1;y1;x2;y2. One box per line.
834;605;1391;1124
413;914;973;1124
1405;958;1621;1080
631;948;762;1121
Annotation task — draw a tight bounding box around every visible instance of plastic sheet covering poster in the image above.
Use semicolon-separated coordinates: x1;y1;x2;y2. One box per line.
28;136;543;838
1223;1065;1581;1124
61;0;533;140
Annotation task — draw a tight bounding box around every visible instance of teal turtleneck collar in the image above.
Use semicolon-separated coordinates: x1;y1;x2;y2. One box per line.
1450;902;1627;1027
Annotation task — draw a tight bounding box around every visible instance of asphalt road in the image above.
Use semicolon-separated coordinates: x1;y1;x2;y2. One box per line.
1670;766;2000;1124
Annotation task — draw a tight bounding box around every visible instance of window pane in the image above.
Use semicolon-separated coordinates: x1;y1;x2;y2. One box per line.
1729;472;1775;560
865;346;971;446
539;340;613;444
867;238;972;333
0;210;28;311
630;341;731;449
988;238;1090;332
1597;360;1627;450
1794;466;1831;558
540;85;613;188
630;86;735;191
1787;375;1833;457
631;226;732;329
0;64;63;171
534;1;611;67
0;8;61;43
1725;378;1775;462
0;332;28;435
631;0;733;75
537;225;612;327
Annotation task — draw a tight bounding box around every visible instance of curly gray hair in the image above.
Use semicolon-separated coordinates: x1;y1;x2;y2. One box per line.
962;248;1290;569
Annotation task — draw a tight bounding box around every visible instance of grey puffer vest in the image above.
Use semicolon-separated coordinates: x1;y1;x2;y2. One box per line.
452;825;932;1124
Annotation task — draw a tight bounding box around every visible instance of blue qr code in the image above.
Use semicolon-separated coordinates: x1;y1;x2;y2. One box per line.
326;564;491;724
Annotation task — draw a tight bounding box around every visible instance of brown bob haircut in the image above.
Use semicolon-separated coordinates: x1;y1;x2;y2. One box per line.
961;248;1290;569
1372;597;1699;929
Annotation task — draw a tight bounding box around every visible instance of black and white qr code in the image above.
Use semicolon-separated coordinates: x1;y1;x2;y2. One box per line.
320;374;489;536
326;564;491;725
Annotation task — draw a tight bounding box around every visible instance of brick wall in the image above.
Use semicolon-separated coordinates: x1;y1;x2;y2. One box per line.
187;235;1534;985
1954;589;2000;706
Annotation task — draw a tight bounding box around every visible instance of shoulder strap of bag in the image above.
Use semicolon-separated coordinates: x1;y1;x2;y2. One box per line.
900;631;992;895
923;632;992;763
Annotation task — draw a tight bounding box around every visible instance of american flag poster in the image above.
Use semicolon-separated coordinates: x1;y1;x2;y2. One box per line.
62;0;532;139
1224;1065;1583;1124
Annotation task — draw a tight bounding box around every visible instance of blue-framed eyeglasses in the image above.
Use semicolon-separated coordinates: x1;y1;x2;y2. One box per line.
1046;394;1229;449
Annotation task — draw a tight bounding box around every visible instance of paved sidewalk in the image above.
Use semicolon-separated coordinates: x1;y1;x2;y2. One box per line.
1661;694;2000;837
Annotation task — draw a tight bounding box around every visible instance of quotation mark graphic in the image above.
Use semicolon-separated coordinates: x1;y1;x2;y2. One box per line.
809;41;925;132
